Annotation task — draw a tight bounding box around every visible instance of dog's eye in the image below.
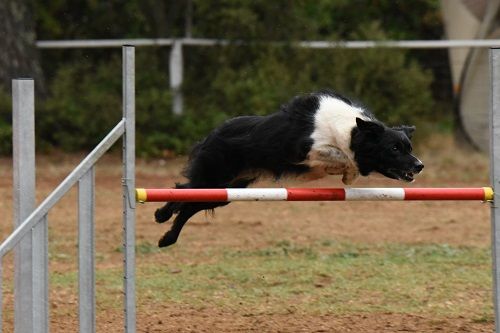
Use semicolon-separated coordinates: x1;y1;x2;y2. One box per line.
392;146;399;151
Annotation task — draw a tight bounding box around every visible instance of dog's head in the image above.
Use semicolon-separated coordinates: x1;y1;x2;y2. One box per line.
351;118;424;182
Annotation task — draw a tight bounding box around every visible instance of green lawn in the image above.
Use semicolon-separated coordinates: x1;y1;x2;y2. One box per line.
51;240;493;322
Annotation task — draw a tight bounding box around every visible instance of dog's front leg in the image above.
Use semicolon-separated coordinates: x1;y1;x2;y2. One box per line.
316;146;359;184
315;145;348;163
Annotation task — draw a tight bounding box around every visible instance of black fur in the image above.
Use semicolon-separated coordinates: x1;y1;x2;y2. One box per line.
155;90;423;247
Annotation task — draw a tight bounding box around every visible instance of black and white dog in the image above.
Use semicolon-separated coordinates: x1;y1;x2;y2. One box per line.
155;90;424;247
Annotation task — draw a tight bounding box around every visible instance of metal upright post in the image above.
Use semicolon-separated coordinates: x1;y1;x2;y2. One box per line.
32;213;49;333
78;167;95;332
169;40;183;115
12;79;35;333
491;48;500;333
13;79;49;333
122;45;136;333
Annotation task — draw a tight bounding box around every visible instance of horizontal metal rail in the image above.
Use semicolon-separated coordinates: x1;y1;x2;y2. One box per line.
295;39;500;49
0;119;125;258
37;38;176;48
36;38;500;49
136;187;494;202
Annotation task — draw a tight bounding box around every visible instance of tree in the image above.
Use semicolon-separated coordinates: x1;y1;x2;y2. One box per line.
0;0;44;93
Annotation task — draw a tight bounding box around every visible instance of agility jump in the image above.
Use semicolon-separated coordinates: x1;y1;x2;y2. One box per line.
136;187;494;202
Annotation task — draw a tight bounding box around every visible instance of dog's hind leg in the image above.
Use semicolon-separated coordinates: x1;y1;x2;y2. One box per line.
158;202;229;247
155;202;181;223
157;178;256;247
154;183;189;223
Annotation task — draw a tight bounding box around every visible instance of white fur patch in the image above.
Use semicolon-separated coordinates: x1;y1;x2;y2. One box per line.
303;96;368;184
310;96;366;157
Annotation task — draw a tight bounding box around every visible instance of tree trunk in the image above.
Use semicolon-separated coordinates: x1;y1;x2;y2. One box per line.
0;0;45;94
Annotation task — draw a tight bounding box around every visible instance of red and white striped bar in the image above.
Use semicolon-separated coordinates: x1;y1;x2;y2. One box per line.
136;187;494;202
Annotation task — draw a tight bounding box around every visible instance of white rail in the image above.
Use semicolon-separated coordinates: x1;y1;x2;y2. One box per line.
36;38;500;49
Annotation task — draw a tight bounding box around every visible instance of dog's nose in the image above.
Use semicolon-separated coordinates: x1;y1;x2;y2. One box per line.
414;162;424;173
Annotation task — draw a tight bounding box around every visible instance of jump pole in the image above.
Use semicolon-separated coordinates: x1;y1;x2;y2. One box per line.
135;187;493;202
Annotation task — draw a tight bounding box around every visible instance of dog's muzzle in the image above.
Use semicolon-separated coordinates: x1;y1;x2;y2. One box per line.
387;161;424;182
402;161;424;182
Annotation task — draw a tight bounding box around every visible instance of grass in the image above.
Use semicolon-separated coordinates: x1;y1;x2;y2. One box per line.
49;240;493;321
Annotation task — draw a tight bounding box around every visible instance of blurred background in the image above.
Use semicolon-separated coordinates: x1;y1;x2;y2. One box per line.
0;0;496;156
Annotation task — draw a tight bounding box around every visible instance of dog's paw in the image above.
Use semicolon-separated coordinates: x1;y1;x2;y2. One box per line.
342;171;359;185
341;176;353;185
155;208;173;223
158;231;178;248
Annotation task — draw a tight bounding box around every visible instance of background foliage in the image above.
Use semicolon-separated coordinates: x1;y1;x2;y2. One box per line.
0;0;448;156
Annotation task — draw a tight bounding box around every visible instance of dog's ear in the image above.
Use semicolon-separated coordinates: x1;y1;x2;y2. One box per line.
356;118;385;136
393;125;416;139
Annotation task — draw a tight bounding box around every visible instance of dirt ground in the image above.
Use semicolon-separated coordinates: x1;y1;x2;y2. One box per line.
0;138;495;332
